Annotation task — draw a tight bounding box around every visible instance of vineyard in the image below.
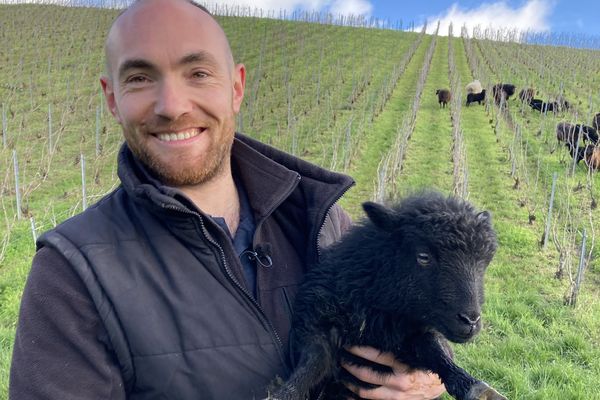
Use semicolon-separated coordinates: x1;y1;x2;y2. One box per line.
1;3;600;399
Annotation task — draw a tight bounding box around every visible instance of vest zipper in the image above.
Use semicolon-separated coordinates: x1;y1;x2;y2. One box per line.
307;182;354;400
315;183;354;261
161;203;287;368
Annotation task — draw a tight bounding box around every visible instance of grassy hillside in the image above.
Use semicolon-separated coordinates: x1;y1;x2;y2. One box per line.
1;4;600;399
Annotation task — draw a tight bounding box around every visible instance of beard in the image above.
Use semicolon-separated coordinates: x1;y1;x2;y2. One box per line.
137;136;232;187
126;118;236;187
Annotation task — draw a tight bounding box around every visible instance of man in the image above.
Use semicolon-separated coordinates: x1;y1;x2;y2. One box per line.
10;0;445;398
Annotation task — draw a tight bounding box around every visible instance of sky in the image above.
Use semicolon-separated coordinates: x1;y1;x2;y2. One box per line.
202;0;600;38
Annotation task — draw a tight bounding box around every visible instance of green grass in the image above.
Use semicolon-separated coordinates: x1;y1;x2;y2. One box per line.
1;4;600;399
340;35;432;215
449;37;600;399
398;35;454;194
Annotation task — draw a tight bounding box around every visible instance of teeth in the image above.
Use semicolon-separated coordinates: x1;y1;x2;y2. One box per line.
156;128;201;142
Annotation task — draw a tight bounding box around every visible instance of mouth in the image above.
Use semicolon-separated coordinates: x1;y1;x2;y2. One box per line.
153;127;206;143
438;322;480;344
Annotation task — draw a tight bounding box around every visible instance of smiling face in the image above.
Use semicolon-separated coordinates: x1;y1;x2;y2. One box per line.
100;0;245;187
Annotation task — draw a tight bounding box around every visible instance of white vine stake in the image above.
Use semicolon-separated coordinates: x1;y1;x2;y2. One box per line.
13;150;22;220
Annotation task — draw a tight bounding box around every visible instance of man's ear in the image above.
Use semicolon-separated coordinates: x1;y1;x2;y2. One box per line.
100;76;121;124
232;63;246;114
362;201;397;231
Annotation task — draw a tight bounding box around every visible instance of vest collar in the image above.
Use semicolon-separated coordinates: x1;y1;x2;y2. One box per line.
116;133;354;220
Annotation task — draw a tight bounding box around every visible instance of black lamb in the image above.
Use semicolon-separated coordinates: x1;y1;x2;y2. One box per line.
466;89;486;106
270;192;505;400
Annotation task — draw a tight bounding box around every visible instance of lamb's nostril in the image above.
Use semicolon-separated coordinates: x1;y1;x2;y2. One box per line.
458;313;481;326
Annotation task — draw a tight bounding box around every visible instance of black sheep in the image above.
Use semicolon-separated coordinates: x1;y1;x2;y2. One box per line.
518;88;535;104
530;98;570;114
466;89;486;106
592;112;600;132
529;98;559;114
436;89;451;108
570;144;591;164
557;122;599;149
577;124;599;144
492;83;516;104
570;144;600;170
271;192;505;400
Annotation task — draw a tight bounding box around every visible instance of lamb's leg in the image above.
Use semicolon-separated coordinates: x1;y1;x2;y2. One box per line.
269;335;336;400
396;332;507;400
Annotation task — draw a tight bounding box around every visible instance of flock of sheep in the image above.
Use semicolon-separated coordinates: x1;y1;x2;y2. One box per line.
435;82;600;172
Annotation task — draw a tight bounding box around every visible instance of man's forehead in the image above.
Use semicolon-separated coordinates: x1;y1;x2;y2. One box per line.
109;0;220;43
105;0;232;73
110;0;213;30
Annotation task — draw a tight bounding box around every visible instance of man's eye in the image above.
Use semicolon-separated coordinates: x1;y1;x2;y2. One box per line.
192;71;208;79
125;75;149;85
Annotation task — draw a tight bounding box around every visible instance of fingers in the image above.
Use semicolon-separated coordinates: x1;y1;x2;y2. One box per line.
344;346;400;368
342;361;413;389
344;371;447;400
343;381;400;400
342;346;447;399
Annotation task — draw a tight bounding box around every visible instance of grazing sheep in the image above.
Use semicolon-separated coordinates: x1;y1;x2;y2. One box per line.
466;89;486;106
578;124;599;144
530;98;559;114
436;89;451;108
556;122;578;147
518;88;535;104
492;83;516;105
271;192;505;400
557;122;599;148
571;145;600;170
466;80;483;94
555;95;571;112
592;113;600;131
570;144;590;164
585;146;600;171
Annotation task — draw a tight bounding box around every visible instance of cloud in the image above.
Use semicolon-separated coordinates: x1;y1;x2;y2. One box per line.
329;0;373;17
202;0;373;17
202;0;323;13
415;0;555;37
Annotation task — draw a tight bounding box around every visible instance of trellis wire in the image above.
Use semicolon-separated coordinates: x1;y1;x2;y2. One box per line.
29;75;34;110
95;106;101;156
99;90;104;119
81;154;87;210
2;103;6;149
30;217;37;245
48;103;53;153
543;172;558;250
13;150;22;220
570;126;583;176
568;229;588;306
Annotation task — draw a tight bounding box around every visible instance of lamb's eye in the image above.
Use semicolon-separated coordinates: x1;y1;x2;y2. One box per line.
416;253;431;266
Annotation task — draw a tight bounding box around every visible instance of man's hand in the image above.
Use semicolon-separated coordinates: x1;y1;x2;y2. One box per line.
342;346;446;400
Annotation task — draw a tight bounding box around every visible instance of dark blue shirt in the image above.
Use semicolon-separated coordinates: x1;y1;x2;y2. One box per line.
210;180;258;298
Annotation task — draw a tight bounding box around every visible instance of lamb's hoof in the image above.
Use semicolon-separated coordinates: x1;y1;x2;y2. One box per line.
466;382;507;400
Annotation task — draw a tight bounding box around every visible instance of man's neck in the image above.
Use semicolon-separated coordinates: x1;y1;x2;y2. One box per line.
178;166;240;236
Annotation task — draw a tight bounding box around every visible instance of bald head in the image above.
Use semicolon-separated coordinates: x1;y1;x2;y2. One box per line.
104;0;235;82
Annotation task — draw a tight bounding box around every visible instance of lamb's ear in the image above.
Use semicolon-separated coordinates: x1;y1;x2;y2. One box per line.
362;201;396;231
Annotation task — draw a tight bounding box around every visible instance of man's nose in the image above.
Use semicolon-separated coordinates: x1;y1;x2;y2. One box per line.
154;78;193;121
